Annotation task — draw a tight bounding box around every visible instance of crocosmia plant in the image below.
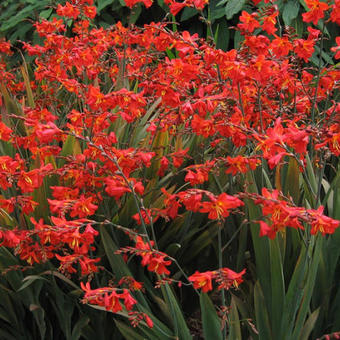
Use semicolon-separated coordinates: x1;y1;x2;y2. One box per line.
0;0;339;338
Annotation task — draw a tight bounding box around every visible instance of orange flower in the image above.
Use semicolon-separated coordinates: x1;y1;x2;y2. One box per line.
216;268;246;290
302;0;329;25
188;270;216;292
308;206;340;236
200;193;244;220
238;11;260;33
147;255;172;275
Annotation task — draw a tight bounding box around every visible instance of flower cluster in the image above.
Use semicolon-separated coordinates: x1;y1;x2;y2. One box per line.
0;0;339;332
188;268;246;292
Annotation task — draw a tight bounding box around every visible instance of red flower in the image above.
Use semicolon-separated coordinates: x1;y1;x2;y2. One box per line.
262;11;278;35
125;0;153;8
216;268;246;290
270;36;293;57
158;156;169;176
135;236;154;267
170;148;189;168
132;209;152;225
56;2;80;20
104;291;123;313
238;11;260;33
225;155;259;175
308;206;340;235
330;0;340;25
188;270;215;292
191;114;215;138
0;39;13;55
200;193;244;220
178;190;202;212
185;169;208;186
105;177;131;200
119;289;137;311
0;121;12;141
294;38;315;63
83;6;97;19
331;37;340;59
302;0;329;25
147;255;171;275
70;195;98;218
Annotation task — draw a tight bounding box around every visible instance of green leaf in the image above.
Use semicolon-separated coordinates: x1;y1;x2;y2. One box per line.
228;296;242;340
100;225;132;279
180;7;198;21
211;8;226;21
291;237;323;339
29;303;46;340
71;315;91;340
215;20;230;50
233;30;244;49
59;135;82;167
269;239;285;336
284;158;300;204
279;242;309;338
39;8;53;19
97;0;115;12
200;293;223;340
245;172;272;316
128;3;142;24
225;0;246;20
115;320;146;340
298;308;320;340
254;281;272;340
0;4;44;31
282;0;300;26
162;284;192;339
17;275;49;292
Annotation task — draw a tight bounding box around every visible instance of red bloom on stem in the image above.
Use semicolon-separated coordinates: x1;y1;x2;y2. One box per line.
119;289;137;311
294;38;315;63
191;114;215;138
331;37;340;59
262;11;278;35
70;195;98;218
104;291;123;313
0;39;13;55
200;193;244;220
168;2;187;16
147;255;171;275
225;155;259;175
188;270;215;292
132;208;153;225
238;11;260;33
256;188;305;239
105;177;131;200
125;0;153;8
330;0;340;25
170;148;189;168
83;6;97;19
158;156;169;176
308;206;340;235
185;169;209;186
0;121;12;141
18;170;43;193
270;36;293;57
56;2;80;20
135;236;154;267
161;187;181;219
216;268;246;290
178;191;202;212
302;0;329;25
